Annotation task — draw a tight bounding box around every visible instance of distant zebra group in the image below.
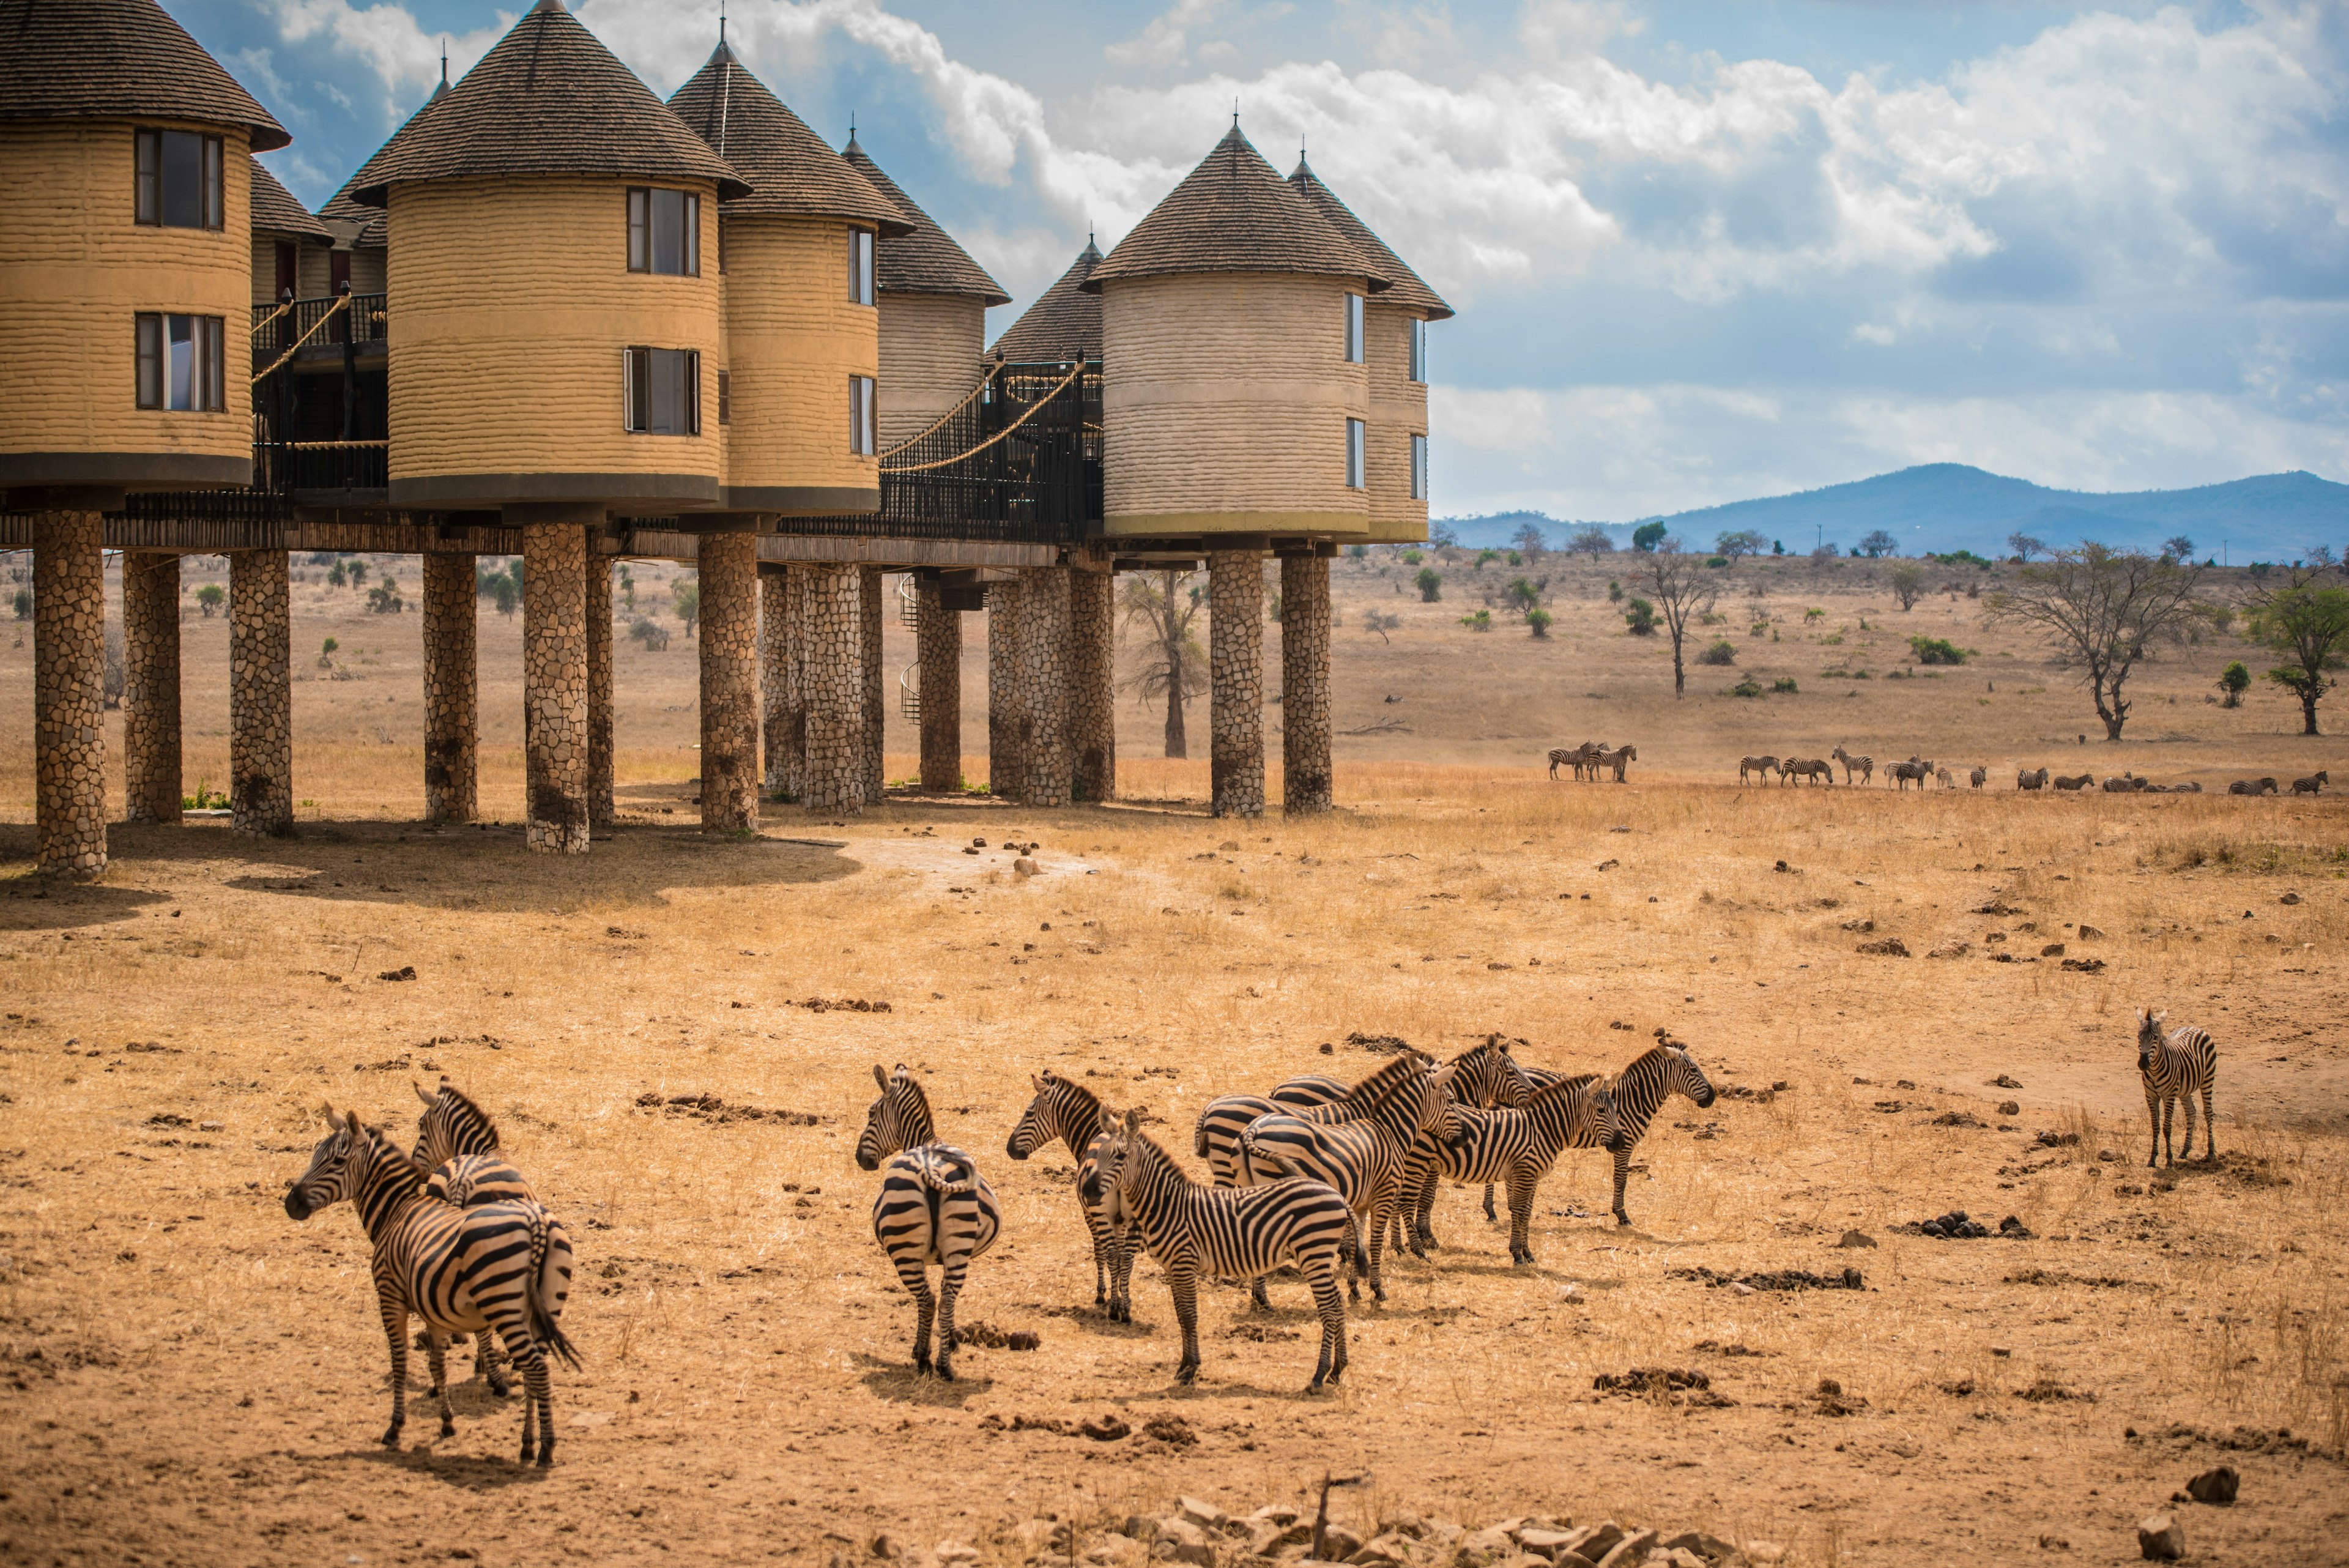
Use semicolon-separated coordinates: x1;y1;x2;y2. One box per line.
1548;741;1636;781
1726;754;2333;795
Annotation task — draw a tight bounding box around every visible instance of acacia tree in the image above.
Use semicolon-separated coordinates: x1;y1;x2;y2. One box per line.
1714;529;1767;565
1984;543;2204;740
1511;522;1547;559
2007;532;2047;562
2246;569;2349;735
1118;568;1206;757
1567;526;1614;559
1641;539;1720;699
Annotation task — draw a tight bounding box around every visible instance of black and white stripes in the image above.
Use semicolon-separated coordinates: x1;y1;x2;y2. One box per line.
1006;1069;1133;1320
1414;1074;1617;1263
2136;1009;2217;1165
858;1063;1001;1380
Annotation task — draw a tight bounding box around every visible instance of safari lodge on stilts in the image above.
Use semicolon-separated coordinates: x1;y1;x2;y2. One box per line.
1;0;1451;878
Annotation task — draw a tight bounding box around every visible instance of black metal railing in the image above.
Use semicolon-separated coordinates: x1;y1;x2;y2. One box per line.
251;291;387;363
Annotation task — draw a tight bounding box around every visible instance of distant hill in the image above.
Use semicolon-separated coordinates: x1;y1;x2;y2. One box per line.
1438;466;2349;560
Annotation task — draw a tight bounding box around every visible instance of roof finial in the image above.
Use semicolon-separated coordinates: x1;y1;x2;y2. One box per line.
439;37;448;89
1232;97;1239;128
719;0;725;43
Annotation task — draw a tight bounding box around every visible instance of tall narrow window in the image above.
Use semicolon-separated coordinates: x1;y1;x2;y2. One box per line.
1344;292;1364;365
135;129;223;229
850;375;877;455
848;229;875;305
627;188;699;275
623;347;700;434
717;370;732;426
135;313;224;411
273;241;297;301
1346;418;1365;489
1408;318;1427;384
1411;433;1428;501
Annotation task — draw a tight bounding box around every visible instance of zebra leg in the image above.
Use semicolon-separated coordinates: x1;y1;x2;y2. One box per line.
1413;1169;1439;1254
1341;1214;1364;1302
1508;1170;1535;1265
2178;1089;2197;1169
2161;1094;2176;1167
2144;1083;2162;1167
423;1330;455;1439
1612;1143;1633;1226
935;1253;968;1383
1249;1273;1271;1310
1482;1181;1497;1223
1110;1226;1134;1323
2201;1083;2217;1161
376;1298;410;1449
1169;1261;1201;1384
493;1323;552;1467
1305;1260;1347;1393
1085;1205;1111;1308
893;1256;938;1373
474;1324;511;1397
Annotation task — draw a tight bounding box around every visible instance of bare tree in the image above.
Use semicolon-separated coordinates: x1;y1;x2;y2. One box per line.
1567;526;1614;560
1510;522;1548;559
1118;568;1207;757
1888;563;1924;611
1641;539;1720;699
1362;608;1401;644
1985;544;2204;740
2007;532;2047;562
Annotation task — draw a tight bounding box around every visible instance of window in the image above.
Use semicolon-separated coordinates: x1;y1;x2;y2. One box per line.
1411;433;1428;500
848;229;875;305
273;242;297;302
850;375;877;456
1346;417;1365;489
623;347;700;435
135;313;225;411
1344;292;1364;365
717;370;731;426
627;188;700;276
135;129;223;229
1408;318;1427;384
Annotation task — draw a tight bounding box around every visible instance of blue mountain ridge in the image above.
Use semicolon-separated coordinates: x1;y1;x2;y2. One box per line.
1437;465;2349;560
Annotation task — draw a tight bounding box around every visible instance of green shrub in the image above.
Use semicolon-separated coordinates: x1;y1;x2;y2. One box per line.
1402;549;1423;565
1416;567;1442;603
1729;678;1764;698
195;584;224;617
2217;661;2250;707
1526;607;1553;639
1909;635;1966;665
1476;549;1500;568
1624;597;1656;635
1697;638;1737;666
1705;556;1730;569
1459;609;1492;632
1772;676;1799;693
1607;579;1624;603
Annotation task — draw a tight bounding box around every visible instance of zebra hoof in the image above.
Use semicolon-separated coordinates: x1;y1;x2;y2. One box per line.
380;1426;402;1449
439;1418;456;1438
536;1449;554;1470
1175;1365;1198;1385
936;1361;956;1383
518;1440;536;1465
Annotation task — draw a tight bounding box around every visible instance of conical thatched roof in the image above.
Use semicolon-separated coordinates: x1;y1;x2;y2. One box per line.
0;0;289;151
347;0;748;209
1288;157;1450;321
1083;125;1384;294
668;43;906;232
321;74;447;249
842;135;1008;305
250;158;330;242
990;239;1102;362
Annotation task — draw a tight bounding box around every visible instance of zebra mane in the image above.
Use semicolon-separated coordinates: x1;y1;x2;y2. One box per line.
351;1118;425;1202
891;1066;938;1142
1046;1070;1106;1123
1335;1052;1433;1113
1528;1070;1600;1105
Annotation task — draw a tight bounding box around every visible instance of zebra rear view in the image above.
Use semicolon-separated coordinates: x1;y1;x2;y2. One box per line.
411;1076;535;1391
2136;1009;2217;1166
859;1063;1001;1380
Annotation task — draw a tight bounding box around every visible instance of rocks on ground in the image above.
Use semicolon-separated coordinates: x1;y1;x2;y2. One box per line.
1100;1506;1774;1568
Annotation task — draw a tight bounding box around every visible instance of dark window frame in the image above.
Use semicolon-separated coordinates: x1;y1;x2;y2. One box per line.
1408;317;1427;384
627;187;701;277
848;228;876;306
1344;292;1364;365
1410;432;1428;501
850;374;877;456
1346;417;1366;490
135;311;225;412
717;369;731;426
623;346;702;436
134;128;224;230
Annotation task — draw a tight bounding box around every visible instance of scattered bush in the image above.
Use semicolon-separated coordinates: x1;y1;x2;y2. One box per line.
327;560;349;589
672;578;700;636
1459;609;1493;632
1624;597;1657;635
182;781;228;811
628;617;670;651
1697;639;1738;666
367;575;404;614
10;587;29;620
1705;556;1731;569
1910;635;1967;665
1632;521;1668;552
195;584;225;617
1416;567;1443;603
1401;549;1424;566
1772;676;1800;693
2217;661;2250;707
1346;543;1368;559
1505;576;1544;612
1607;579;1624;603
1889;563;1924;610
1526;607;1553;639
1475;549;1500;569
493;576;518;617
1729;678;1764;698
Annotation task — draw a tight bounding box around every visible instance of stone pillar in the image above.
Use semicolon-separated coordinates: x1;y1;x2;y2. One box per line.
32;510;106;876
421;552;478;825
916;576;962;792
521;522;590;854
121;551;182;826
1208;548;1265;819
587;551;614;831
862;568;886;802
1070;567;1115;804
761;567;803;800
987;575;1024;801
801;564;864;816
1280;554;1333;816
229;550;292;837
699;530;760;835
1018;565;1072;807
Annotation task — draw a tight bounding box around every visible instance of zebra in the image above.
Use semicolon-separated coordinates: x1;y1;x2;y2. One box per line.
1739;754;1779;785
2053;772;2095;790
2292;770;2329;795
856;1064;1001;1380
1831;746;1872;786
2018;767;2050;790
1006;1069;1134;1321
1547;741;1604;780
1969;766;1987;789
1600;743;1636;782
2137;1009;2217;1166
1234;1061;1461;1303
412;1077;532;1206
1412;1075;1618;1263
2227;777;2279;795
1192;1050;1431;1186
1083;1110;1354;1392
1780;757;1832;786
283;1105;579;1465
1935;767;1955;788
1890;759;1932;789
1507;1040;1717;1226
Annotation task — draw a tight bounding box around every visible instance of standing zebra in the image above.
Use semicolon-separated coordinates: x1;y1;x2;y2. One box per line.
2136;1009;2217;1167
856;1064;1001;1380
410;1077;536;1391
283;1106;579;1465
1006;1070;1134;1321
1832;746;1872;785
1739;754;1780;785
1192;1051;1430;1186
1511;1040;1718;1226
1413;1075;1617;1263
1084;1110;1354;1392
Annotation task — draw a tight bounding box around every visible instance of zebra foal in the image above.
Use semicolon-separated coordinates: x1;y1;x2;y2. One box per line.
2136;1009;2217;1167
1006;1069;1134;1321
284;1105;579;1465
1085;1111;1354;1392
1416;1075;1617;1263
857;1064;1001;1380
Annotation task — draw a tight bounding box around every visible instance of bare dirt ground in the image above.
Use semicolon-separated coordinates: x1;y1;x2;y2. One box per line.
0;548;2345;1567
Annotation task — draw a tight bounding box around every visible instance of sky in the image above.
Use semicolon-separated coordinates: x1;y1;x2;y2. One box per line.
186;0;2349;522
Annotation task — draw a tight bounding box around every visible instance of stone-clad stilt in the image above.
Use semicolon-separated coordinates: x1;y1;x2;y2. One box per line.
1070;567;1115;803
1208;549;1264;819
987;575;1024;800
861;568;886;803
1280;554;1332;816
1018;565;1072;806
699;531;760;834
916;576;962;792
521;521;590;854
32;509;106;875
421;552;478;825
121;551;182;827
801;564;864;816
761;567;803;800
229;550;292;837
587;550;614;831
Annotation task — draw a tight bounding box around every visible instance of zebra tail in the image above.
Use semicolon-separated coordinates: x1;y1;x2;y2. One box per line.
1235;1127;1297;1181
1193;1111;1212;1159
527;1209;584;1372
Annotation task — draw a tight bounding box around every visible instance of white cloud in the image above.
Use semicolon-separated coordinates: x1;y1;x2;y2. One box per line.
1106;0;1228;69
263;0;509;122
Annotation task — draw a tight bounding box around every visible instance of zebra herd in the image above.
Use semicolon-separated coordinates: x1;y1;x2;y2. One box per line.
1548;741;1636;781
1729;754;2332;795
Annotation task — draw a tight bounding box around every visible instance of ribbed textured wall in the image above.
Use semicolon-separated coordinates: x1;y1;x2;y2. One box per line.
1100;272;1368;535
877;291;982;448
0;121;252;466
721;218;878;500
387;176;722;496
247;237;335;307
1365;303;1429;543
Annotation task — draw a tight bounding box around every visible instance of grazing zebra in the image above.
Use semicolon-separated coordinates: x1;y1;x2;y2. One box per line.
1547;741;1605;780
283;1106;579;1465
1831;746;1872;786
2292;770;2329;795
2018;767;2050;790
1970;766;1987;789
2227;777;2279;795
1085;1111;1354;1392
856;1065;1001;1380
1412;1075;1617;1263
2053;772;2094;790
1780;757;1832;786
1935;767;1955;788
1889;759;1932;789
1006;1070;1134;1321
1193;1051;1430;1186
2136;1009;2217;1167
1738;754;1779;784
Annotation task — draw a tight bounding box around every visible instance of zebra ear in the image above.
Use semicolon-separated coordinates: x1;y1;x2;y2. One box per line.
872;1064;890;1090
412;1079;436;1107
1123;1107;1140;1134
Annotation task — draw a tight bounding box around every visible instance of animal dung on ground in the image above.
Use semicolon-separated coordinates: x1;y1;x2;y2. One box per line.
1813;1378;1869;1416
1836;1229;1877;1249
1079;1414;1130;1441
2182;1465;2240;1506
798;997;891;1013
1991;1074;2023;1088
1998;1099;2022;1116
1855;937;1910;957
632;1092;823;1126
376;965;416;981
1931;1111;1987;1129
1141;1416;1197;1446
1671;1265;1864;1292
1345;1031;1415;1054
1592;1367;1732;1406
2061;957;2107;973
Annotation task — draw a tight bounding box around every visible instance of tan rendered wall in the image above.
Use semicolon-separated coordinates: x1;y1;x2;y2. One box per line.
346;247;385;294
719;218;878;508
1364;302;1429;543
387;176;722;501
1100;272;1368;537
0;120;252;474
877;291;982;449
249;237;333;307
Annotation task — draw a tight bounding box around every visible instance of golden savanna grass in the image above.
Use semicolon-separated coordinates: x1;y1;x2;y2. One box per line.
0;548;2345;1566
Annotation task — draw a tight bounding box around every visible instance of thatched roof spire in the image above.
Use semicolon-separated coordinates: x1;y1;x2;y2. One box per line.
1288;156;1451;321
0;0;290;152
250;158;330;242
667;42;907;232
990;237;1103;362
842;135;1009;305
321;64;451;249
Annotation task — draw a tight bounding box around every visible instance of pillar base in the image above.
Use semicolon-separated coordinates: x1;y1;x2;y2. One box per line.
229;551;292;838
1209;549;1266;819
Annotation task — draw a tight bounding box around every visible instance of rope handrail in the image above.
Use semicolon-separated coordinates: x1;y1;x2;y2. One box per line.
271;438;388;451
248;298;293;339
876;364;999;462
250;293;351;384
881;361;1085;475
